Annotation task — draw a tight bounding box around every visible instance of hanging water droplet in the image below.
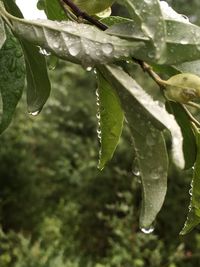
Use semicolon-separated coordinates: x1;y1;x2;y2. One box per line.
29;110;40;116
102;43;114;55
140;225;154;234
189;188;193;196
132;168;140;177
96;112;100;120
39;47;51;56
180;38;188;45
86;66;93;72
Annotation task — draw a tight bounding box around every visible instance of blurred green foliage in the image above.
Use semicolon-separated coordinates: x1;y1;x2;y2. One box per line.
1;0;200;266
0;60;200;267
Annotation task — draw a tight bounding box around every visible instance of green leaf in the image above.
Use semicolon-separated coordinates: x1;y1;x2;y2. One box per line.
180;128;200;235
98;65;170;228
22;41;51;114
98;64;184;169
3;0;51;114
0;16;6;49
45;0;66;20
123;0;167;62
174;60;200;77
100;16;133;27
106;18;200;65
0;28;25;134
166;102;196;170
1;11;143;67
96;72;124;170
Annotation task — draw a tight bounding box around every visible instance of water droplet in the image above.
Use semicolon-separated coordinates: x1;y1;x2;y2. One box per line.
180;38;188;45
147;51;155;59
53;42;60;49
141;225;154;234
39;47;51;56
132;168;140;177
102;43;114;55
86;66;93;72
189;188;193;196
68;44;80;57
29;110;40;116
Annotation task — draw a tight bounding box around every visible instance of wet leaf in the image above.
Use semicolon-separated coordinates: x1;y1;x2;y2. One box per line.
123;0;167;62
0;28;25;133
97;72;124;170
45;0;66;20
98;65;170;228
180;128;200;235
0;16;6;49
106;18;200;65
1;12;143;67
3;0;51;114
166;102;196;169
174;60;200;77
98;64;184;169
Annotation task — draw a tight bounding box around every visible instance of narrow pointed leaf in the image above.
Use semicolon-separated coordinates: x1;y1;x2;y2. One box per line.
98;64;184;169
180;129;200;235
97;72;124;170
166;102;196;169
0;16;6;49
98;64;168;228
123;0;167;62
3;0;51;113
106;17;200;65
0;28;25;133
2;13;143;66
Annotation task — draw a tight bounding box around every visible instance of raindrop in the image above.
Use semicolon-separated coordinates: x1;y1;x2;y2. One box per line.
39;47;51;56
68;44;80;57
147;51;155;59
53;42;60;49
180;38;188;45
86;66;93;72
141;225;154;234
102;43;114;55
189;188;193;196
96;112;100;120
132;168;140;177
29;110;40;116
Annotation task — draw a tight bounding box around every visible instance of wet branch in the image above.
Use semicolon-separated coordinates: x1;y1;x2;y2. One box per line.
59;0;108;30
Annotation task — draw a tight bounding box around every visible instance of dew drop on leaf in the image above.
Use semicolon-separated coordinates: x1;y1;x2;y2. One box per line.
29;110;40;116
140;225;154;234
102;43;114;55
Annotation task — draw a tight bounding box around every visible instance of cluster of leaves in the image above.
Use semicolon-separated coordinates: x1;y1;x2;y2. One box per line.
1;0;200;234
0;62;199;267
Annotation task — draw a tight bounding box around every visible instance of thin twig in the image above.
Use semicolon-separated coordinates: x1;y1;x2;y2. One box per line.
133;58;166;88
186;101;200;110
182;104;200;128
60;0;108;30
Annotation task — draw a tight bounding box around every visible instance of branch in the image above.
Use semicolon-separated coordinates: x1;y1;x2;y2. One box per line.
59;0;108;30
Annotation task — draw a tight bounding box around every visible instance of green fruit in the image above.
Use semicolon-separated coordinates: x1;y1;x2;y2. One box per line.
164;73;200;103
72;0;115;14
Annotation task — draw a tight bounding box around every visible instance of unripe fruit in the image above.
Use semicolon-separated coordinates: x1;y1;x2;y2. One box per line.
164;73;200;103
72;0;115;14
